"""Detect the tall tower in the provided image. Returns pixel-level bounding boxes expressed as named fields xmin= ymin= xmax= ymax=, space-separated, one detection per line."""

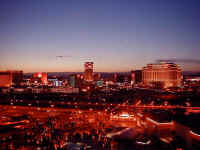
xmin=84 ymin=62 xmax=94 ymax=82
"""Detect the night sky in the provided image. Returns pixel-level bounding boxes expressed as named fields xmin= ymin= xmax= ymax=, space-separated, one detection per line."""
xmin=0 ymin=0 xmax=200 ymax=72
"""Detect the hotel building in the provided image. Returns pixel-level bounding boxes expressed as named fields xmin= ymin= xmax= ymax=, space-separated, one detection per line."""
xmin=31 ymin=72 xmax=48 ymax=85
xmin=131 ymin=70 xmax=142 ymax=85
xmin=142 ymin=62 xmax=182 ymax=88
xmin=0 ymin=70 xmax=23 ymax=87
xmin=84 ymin=62 xmax=94 ymax=82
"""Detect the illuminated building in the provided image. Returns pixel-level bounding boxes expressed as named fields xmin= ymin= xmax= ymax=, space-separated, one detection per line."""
xmin=116 ymin=74 xmax=125 ymax=83
xmin=0 ymin=71 xmax=12 ymax=87
xmin=84 ymin=62 xmax=94 ymax=82
xmin=94 ymin=73 xmax=101 ymax=81
xmin=0 ymin=70 xmax=23 ymax=87
xmin=69 ymin=75 xmax=76 ymax=88
xmin=49 ymin=87 xmax=79 ymax=93
xmin=68 ymin=74 xmax=83 ymax=88
xmin=48 ymin=79 xmax=63 ymax=87
xmin=131 ymin=70 xmax=142 ymax=85
xmin=32 ymin=72 xmax=48 ymax=85
xmin=185 ymin=77 xmax=200 ymax=82
xmin=96 ymin=80 xmax=104 ymax=87
xmin=12 ymin=71 xmax=23 ymax=86
xmin=114 ymin=73 xmax=117 ymax=82
xmin=142 ymin=62 xmax=182 ymax=88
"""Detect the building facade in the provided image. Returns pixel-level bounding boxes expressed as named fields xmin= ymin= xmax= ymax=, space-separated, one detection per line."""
xmin=131 ymin=70 xmax=142 ymax=85
xmin=68 ymin=74 xmax=84 ymax=88
xmin=0 ymin=70 xmax=23 ymax=87
xmin=32 ymin=72 xmax=48 ymax=85
xmin=84 ymin=62 xmax=94 ymax=82
xmin=142 ymin=62 xmax=182 ymax=88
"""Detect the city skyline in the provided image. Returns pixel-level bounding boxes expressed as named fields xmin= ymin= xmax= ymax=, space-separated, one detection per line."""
xmin=1 ymin=0 xmax=200 ymax=72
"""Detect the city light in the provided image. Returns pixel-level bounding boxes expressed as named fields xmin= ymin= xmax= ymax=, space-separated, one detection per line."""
xmin=0 ymin=0 xmax=199 ymax=149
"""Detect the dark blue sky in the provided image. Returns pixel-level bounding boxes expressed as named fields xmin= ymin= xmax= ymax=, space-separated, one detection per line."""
xmin=0 ymin=0 xmax=200 ymax=72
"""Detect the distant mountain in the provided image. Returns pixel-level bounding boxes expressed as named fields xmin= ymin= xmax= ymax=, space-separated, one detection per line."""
xmin=182 ymin=71 xmax=200 ymax=76
xmin=24 ymin=71 xmax=200 ymax=78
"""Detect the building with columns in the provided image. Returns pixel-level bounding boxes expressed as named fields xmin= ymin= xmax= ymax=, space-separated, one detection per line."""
xmin=142 ymin=62 xmax=182 ymax=88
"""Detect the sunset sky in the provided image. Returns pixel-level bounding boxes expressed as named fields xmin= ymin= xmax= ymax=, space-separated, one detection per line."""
xmin=0 ymin=0 xmax=200 ymax=72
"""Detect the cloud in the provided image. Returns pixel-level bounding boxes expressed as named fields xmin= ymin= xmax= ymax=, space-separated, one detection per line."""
xmin=56 ymin=55 xmax=72 ymax=58
xmin=156 ymin=59 xmax=200 ymax=64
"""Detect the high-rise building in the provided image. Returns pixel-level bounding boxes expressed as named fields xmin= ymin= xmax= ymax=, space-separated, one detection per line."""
xmin=0 ymin=71 xmax=12 ymax=87
xmin=142 ymin=62 xmax=182 ymax=88
xmin=12 ymin=71 xmax=23 ymax=86
xmin=32 ymin=72 xmax=48 ymax=85
xmin=69 ymin=75 xmax=76 ymax=88
xmin=68 ymin=74 xmax=83 ymax=88
xmin=84 ymin=62 xmax=94 ymax=82
xmin=114 ymin=73 xmax=117 ymax=82
xmin=0 ymin=70 xmax=23 ymax=87
xmin=131 ymin=70 xmax=142 ymax=85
